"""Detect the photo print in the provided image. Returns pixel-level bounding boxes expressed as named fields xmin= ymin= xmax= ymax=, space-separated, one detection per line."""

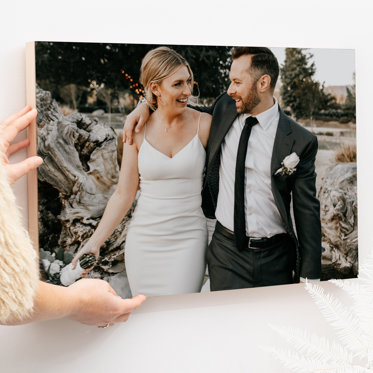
xmin=26 ymin=41 xmax=357 ymax=298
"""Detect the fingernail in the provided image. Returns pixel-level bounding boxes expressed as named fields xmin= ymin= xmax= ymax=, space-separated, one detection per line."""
xmin=34 ymin=156 xmax=43 ymax=166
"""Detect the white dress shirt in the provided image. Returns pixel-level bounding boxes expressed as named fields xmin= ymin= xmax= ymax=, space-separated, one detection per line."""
xmin=215 ymin=99 xmax=286 ymax=238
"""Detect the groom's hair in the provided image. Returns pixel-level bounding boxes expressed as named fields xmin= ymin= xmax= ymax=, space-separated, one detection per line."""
xmin=232 ymin=47 xmax=279 ymax=90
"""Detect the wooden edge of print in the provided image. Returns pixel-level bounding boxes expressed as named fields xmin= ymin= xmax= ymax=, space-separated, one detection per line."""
xmin=25 ymin=41 xmax=39 ymax=252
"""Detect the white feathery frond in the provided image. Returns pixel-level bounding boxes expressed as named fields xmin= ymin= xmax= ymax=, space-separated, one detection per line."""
xmin=269 ymin=324 xmax=354 ymax=364
xmin=356 ymin=256 xmax=373 ymax=365
xmin=267 ymin=346 xmax=330 ymax=372
xmin=306 ymin=282 xmax=369 ymax=356
xmin=334 ymin=367 xmax=373 ymax=373
xmin=267 ymin=347 xmax=366 ymax=373
xmin=356 ymin=258 xmax=373 ymax=323
xmin=330 ymin=260 xmax=373 ymax=353
xmin=351 ymin=298 xmax=373 ymax=350
xmin=269 ymin=255 xmax=373 ymax=372
xmin=329 ymin=278 xmax=373 ymax=345
xmin=329 ymin=279 xmax=359 ymax=297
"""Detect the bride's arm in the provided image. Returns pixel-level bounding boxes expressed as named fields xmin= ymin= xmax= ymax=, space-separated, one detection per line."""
xmin=72 ymin=140 xmax=140 ymax=267
xmin=198 ymin=112 xmax=212 ymax=149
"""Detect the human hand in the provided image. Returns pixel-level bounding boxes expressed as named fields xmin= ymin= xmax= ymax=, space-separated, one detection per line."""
xmin=0 ymin=106 xmax=43 ymax=184
xmin=66 ymin=278 xmax=146 ymax=326
xmin=123 ymin=102 xmax=150 ymax=145
xmin=71 ymin=242 xmax=100 ymax=271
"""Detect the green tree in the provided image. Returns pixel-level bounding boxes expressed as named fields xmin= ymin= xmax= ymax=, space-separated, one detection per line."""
xmin=318 ymin=82 xmax=339 ymax=111
xmin=170 ymin=45 xmax=232 ymax=98
xmin=280 ymin=48 xmax=324 ymax=119
xmin=35 ymin=42 xmax=232 ymax=108
xmin=344 ymin=72 xmax=356 ymax=113
xmin=344 ymin=87 xmax=356 ymax=111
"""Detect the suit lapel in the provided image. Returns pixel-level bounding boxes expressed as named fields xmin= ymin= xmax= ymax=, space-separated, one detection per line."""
xmin=270 ymin=109 xmax=294 ymax=228
xmin=271 ymin=109 xmax=294 ymax=175
xmin=207 ymin=99 xmax=237 ymax=168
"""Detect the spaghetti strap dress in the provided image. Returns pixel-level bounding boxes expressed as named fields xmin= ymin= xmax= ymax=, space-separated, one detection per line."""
xmin=124 ymin=113 xmax=208 ymax=296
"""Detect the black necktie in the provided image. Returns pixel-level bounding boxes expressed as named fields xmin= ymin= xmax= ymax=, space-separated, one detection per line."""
xmin=234 ymin=116 xmax=258 ymax=251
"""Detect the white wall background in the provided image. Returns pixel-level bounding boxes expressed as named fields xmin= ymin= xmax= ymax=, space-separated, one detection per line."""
xmin=1 ymin=1 xmax=372 ymax=372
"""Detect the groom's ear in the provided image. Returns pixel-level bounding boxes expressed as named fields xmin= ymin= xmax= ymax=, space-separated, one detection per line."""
xmin=257 ymin=74 xmax=271 ymax=93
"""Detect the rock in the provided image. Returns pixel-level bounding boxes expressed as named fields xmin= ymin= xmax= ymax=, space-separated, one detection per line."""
xmin=40 ymin=249 xmax=55 ymax=262
xmin=36 ymin=86 xmax=136 ymax=285
xmin=41 ymin=259 xmax=51 ymax=272
xmin=92 ymin=109 xmax=105 ymax=116
xmin=318 ymin=162 xmax=358 ymax=279
xmin=49 ymin=262 xmax=61 ymax=275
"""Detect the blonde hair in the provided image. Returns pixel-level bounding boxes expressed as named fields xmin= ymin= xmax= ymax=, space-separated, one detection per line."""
xmin=139 ymin=46 xmax=194 ymax=110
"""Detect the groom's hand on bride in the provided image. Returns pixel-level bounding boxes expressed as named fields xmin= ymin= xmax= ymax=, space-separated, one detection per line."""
xmin=123 ymin=101 xmax=150 ymax=145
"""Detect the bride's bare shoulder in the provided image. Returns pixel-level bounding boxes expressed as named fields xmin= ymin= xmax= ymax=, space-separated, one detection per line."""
xmin=185 ymin=107 xmax=211 ymax=122
xmin=196 ymin=112 xmax=211 ymax=148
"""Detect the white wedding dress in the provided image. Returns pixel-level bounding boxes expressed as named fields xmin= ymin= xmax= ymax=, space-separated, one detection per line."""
xmin=125 ymin=116 xmax=208 ymax=297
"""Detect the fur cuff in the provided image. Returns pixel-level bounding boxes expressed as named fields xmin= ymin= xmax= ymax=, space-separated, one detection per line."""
xmin=0 ymin=154 xmax=39 ymax=323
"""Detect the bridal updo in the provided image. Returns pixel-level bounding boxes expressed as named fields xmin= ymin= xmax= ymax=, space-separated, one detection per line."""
xmin=139 ymin=46 xmax=194 ymax=110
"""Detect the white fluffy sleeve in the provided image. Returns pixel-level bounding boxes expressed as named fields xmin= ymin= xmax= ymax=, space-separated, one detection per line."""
xmin=0 ymin=155 xmax=39 ymax=323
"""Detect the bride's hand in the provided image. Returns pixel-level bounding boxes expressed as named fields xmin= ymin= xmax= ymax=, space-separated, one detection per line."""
xmin=71 ymin=243 xmax=100 ymax=271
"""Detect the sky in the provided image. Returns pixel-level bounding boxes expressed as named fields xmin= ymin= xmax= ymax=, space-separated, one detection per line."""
xmin=272 ymin=47 xmax=355 ymax=87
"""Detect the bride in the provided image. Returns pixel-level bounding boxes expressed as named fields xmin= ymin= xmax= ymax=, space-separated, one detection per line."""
xmin=72 ymin=47 xmax=211 ymax=297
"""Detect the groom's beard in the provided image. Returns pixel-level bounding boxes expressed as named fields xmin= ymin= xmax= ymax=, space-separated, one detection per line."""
xmin=240 ymin=84 xmax=261 ymax=114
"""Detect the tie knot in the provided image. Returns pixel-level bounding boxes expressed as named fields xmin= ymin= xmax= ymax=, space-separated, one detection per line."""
xmin=245 ymin=116 xmax=258 ymax=128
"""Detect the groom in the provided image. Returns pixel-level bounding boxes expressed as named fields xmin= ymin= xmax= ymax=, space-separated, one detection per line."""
xmin=124 ymin=46 xmax=321 ymax=291
xmin=200 ymin=47 xmax=321 ymax=290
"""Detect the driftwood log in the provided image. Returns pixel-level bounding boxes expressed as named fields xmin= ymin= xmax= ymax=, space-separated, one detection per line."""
xmin=318 ymin=162 xmax=358 ymax=279
xmin=36 ymin=86 xmax=134 ymax=290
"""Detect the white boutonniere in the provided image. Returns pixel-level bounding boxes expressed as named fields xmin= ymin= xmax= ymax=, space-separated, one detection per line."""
xmin=275 ymin=152 xmax=300 ymax=176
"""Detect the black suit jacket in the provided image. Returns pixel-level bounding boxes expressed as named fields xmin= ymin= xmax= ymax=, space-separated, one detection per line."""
xmin=198 ymin=93 xmax=322 ymax=281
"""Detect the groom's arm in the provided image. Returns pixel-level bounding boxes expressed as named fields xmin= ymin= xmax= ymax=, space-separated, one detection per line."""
xmin=123 ymin=93 xmax=223 ymax=144
xmin=124 ymin=89 xmax=228 ymax=143
xmin=189 ymin=92 xmax=226 ymax=115
xmin=292 ymin=135 xmax=322 ymax=281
